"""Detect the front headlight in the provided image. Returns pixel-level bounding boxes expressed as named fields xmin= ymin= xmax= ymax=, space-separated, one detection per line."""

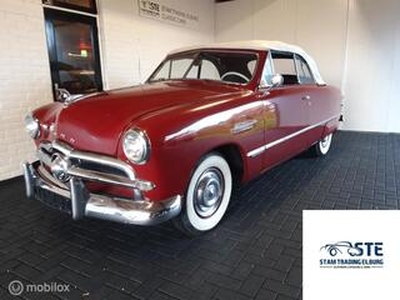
xmin=123 ymin=129 xmax=151 ymax=165
xmin=25 ymin=114 xmax=40 ymax=139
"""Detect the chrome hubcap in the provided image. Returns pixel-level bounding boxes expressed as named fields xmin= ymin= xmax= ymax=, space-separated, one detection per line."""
xmin=194 ymin=168 xmax=224 ymax=218
xmin=321 ymin=135 xmax=331 ymax=149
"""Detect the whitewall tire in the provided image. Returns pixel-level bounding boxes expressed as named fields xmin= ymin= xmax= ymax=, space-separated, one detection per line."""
xmin=173 ymin=153 xmax=232 ymax=236
xmin=314 ymin=133 xmax=333 ymax=156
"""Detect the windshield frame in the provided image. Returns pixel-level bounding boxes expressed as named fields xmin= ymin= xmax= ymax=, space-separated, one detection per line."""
xmin=146 ymin=49 xmax=261 ymax=87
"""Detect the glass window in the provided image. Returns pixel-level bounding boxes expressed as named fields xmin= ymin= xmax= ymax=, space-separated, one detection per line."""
xmin=261 ymin=52 xmax=275 ymax=86
xmin=186 ymin=64 xmax=199 ymax=79
xmin=273 ymin=56 xmax=296 ymax=75
xmin=149 ymin=51 xmax=258 ymax=85
xmin=200 ymin=60 xmax=220 ymax=80
xmin=271 ymin=52 xmax=299 ymax=85
xmin=42 ymin=0 xmax=97 ymax=14
xmin=247 ymin=60 xmax=257 ymax=74
xmin=44 ymin=8 xmax=102 ymax=98
xmin=152 ymin=61 xmax=171 ymax=81
xmin=295 ymin=54 xmax=315 ymax=84
xmin=170 ymin=59 xmax=193 ymax=79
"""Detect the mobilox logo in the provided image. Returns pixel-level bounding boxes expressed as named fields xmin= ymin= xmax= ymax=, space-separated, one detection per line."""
xmin=319 ymin=241 xmax=384 ymax=269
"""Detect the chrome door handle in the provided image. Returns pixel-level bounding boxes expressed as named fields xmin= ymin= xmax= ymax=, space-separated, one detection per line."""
xmin=302 ymin=95 xmax=311 ymax=101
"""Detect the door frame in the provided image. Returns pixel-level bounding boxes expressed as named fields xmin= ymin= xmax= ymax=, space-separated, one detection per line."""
xmin=43 ymin=0 xmax=97 ymax=14
xmin=44 ymin=7 xmax=103 ymax=100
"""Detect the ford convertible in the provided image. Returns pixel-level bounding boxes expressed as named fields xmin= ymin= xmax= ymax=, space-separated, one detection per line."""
xmin=23 ymin=41 xmax=341 ymax=235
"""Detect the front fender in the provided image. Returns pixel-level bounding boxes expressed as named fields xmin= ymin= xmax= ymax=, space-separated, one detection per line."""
xmin=117 ymin=96 xmax=266 ymax=201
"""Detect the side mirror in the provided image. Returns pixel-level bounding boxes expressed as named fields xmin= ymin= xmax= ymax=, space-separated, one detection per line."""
xmin=259 ymin=74 xmax=284 ymax=90
xmin=270 ymin=74 xmax=284 ymax=88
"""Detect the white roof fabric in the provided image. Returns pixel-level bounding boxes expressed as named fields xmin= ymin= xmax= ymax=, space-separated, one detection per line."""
xmin=169 ymin=40 xmax=326 ymax=85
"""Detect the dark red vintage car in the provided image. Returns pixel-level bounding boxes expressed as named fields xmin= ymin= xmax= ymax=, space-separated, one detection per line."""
xmin=23 ymin=41 xmax=341 ymax=235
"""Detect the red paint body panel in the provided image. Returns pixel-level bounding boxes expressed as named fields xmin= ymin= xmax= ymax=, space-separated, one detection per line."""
xmin=31 ymin=48 xmax=341 ymax=202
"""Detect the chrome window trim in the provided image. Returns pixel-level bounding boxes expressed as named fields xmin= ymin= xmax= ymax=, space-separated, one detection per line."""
xmin=259 ymin=50 xmax=276 ymax=88
xmin=148 ymin=50 xmax=261 ymax=87
xmin=247 ymin=115 xmax=340 ymax=158
xmin=294 ymin=54 xmax=316 ymax=85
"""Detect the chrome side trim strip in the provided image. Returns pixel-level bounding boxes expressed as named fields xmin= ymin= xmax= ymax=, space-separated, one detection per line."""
xmin=231 ymin=119 xmax=258 ymax=135
xmin=247 ymin=147 xmax=265 ymax=158
xmin=247 ymin=115 xmax=340 ymax=158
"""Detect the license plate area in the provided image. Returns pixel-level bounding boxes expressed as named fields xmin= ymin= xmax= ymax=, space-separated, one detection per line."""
xmin=34 ymin=186 xmax=72 ymax=215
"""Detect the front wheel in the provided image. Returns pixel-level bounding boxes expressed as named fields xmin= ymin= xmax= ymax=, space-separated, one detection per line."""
xmin=312 ymin=133 xmax=333 ymax=156
xmin=173 ymin=153 xmax=232 ymax=236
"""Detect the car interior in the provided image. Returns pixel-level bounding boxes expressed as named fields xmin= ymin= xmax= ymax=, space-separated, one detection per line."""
xmin=271 ymin=51 xmax=314 ymax=86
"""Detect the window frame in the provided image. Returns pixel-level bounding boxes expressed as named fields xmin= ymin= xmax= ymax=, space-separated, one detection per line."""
xmin=196 ymin=58 xmax=221 ymax=81
xmin=269 ymin=50 xmax=317 ymax=86
xmin=42 ymin=0 xmax=97 ymax=14
xmin=147 ymin=50 xmax=261 ymax=87
xmin=260 ymin=50 xmax=276 ymax=87
xmin=44 ymin=7 xmax=103 ymax=99
xmin=294 ymin=54 xmax=316 ymax=85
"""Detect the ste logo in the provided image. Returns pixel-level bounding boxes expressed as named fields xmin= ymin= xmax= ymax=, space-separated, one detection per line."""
xmin=319 ymin=241 xmax=384 ymax=269
xmin=320 ymin=241 xmax=383 ymax=257
xmin=140 ymin=0 xmax=161 ymax=13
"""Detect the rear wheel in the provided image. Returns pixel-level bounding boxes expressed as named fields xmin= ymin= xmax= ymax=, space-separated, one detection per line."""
xmin=313 ymin=133 xmax=333 ymax=156
xmin=173 ymin=153 xmax=232 ymax=236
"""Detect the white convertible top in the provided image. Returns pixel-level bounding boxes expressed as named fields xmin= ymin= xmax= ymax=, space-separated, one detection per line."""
xmin=169 ymin=40 xmax=326 ymax=85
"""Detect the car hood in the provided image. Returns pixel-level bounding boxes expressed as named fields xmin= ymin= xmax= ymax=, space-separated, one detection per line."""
xmin=55 ymin=80 xmax=246 ymax=155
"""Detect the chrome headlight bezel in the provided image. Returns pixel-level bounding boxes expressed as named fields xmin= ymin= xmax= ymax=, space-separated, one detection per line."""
xmin=25 ymin=113 xmax=40 ymax=139
xmin=122 ymin=128 xmax=151 ymax=165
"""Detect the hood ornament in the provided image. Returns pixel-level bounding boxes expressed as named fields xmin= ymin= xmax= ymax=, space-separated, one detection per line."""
xmin=55 ymin=85 xmax=102 ymax=107
xmin=55 ymin=84 xmax=84 ymax=106
xmin=56 ymin=87 xmax=72 ymax=102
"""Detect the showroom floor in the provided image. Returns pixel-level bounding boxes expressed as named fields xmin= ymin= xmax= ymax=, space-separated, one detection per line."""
xmin=0 ymin=131 xmax=399 ymax=300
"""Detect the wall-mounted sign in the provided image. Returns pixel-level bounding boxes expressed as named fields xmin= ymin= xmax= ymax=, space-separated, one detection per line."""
xmin=138 ymin=0 xmax=199 ymax=30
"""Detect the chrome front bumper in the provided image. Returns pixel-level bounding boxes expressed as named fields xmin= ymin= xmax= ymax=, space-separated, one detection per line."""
xmin=22 ymin=144 xmax=182 ymax=226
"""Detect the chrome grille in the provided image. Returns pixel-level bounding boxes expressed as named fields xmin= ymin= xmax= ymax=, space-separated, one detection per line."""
xmin=38 ymin=140 xmax=135 ymax=181
xmin=36 ymin=141 xmax=155 ymax=192
xmin=71 ymin=159 xmax=127 ymax=178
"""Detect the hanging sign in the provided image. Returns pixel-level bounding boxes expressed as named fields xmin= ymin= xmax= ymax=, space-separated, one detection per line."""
xmin=138 ymin=0 xmax=200 ymax=29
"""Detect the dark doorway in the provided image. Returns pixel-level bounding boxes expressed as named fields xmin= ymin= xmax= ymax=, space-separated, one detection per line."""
xmin=44 ymin=8 xmax=103 ymax=100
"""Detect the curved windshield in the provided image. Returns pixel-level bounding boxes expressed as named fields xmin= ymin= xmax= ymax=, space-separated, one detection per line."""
xmin=148 ymin=51 xmax=258 ymax=85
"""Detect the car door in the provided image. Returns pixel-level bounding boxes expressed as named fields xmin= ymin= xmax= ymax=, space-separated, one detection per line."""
xmin=293 ymin=54 xmax=327 ymax=146
xmin=256 ymin=51 xmax=310 ymax=171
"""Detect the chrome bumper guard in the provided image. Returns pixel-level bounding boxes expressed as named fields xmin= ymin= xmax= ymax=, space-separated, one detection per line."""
xmin=22 ymin=142 xmax=182 ymax=226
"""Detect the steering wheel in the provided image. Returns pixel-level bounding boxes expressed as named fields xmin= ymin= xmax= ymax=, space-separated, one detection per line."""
xmin=221 ymin=72 xmax=250 ymax=83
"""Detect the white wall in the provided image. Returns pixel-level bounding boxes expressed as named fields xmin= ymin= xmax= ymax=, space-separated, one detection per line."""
xmin=0 ymin=0 xmax=53 ymax=180
xmin=343 ymin=0 xmax=400 ymax=132
xmin=0 ymin=0 xmax=215 ymax=181
xmin=216 ymin=0 xmax=400 ymax=133
xmin=98 ymin=0 xmax=215 ymax=89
